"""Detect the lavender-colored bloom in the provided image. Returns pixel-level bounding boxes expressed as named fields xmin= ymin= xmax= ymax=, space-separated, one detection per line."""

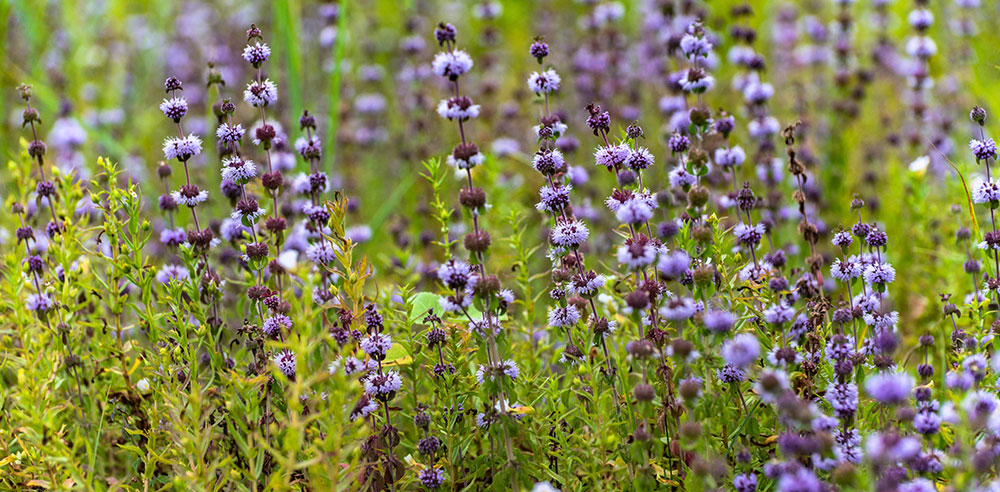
xmin=272 ymin=349 xmax=296 ymax=377
xmin=243 ymin=79 xmax=278 ymax=107
xmin=26 ymin=293 xmax=53 ymax=312
xmin=899 ymin=479 xmax=936 ymax=492
xmin=614 ymin=197 xmax=654 ymax=225
xmin=262 ymin=315 xmax=292 ymax=336
xmin=714 ymin=146 xmax=745 ymax=168
xmin=550 ymin=220 xmax=589 ymax=248
xmin=162 ymin=135 xmax=202 ymax=161
xmin=717 ymin=364 xmax=746 ymax=384
xmin=437 ymin=258 xmax=475 ymax=290
xmin=216 ymin=123 xmax=245 ymax=144
xmin=864 ymin=262 xmax=896 ymax=285
xmin=548 ymin=305 xmax=580 ymax=328
xmin=733 ymin=222 xmax=765 ymax=247
xmin=617 ymin=237 xmax=659 ymax=269
xmin=221 ymin=157 xmax=257 ymax=184
xmin=865 ymin=372 xmax=914 ymax=405
xmin=419 ymin=468 xmax=445 ymax=488
xmin=830 ymin=256 xmax=864 ymax=281
xmin=625 ymin=147 xmax=654 ymax=171
xmin=973 ymin=179 xmax=1000 ymax=203
xmin=532 ymin=149 xmax=565 ymax=175
xmin=536 ymin=184 xmax=572 ymax=214
xmin=242 ymin=42 xmax=271 ymax=65
xmin=763 ymin=302 xmax=795 ymax=324
xmin=156 ymin=264 xmax=190 ymax=285
xmin=159 ymin=97 xmax=188 ymax=121
xmin=733 ymin=473 xmax=757 ymax=492
xmin=306 ymin=243 xmax=336 ymax=265
xmin=160 ymin=227 xmax=187 ymax=247
xmin=679 ymin=33 xmax=713 ymax=58
xmin=660 ymin=297 xmax=697 ymax=321
xmin=360 ymin=333 xmax=392 ymax=360
xmin=593 ymin=144 xmax=630 ymax=170
xmin=913 ymin=410 xmax=941 ymax=435
xmin=776 ymin=468 xmax=822 ymax=492
xmin=437 ymin=96 xmax=481 ymax=120
xmin=668 ymin=166 xmax=697 ymax=188
xmin=703 ymin=309 xmax=734 ymax=333
xmin=363 ymin=370 xmax=402 ymax=399
xmin=722 ymin=333 xmax=760 ymax=368
xmin=826 ymin=382 xmax=859 ymax=418
xmin=657 ymin=250 xmax=690 ymax=279
xmin=431 ymin=51 xmax=473 ymax=79
xmin=527 ymin=69 xmax=561 ymax=94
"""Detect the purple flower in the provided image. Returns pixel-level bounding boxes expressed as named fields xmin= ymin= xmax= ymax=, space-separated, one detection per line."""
xmin=160 ymin=227 xmax=187 ymax=246
xmin=360 ymin=333 xmax=392 ymax=360
xmin=657 ymin=250 xmax=690 ymax=279
xmin=826 ymin=382 xmax=858 ymax=418
xmin=973 ymin=179 xmax=1000 ymax=203
xmin=431 ymin=51 xmax=473 ymax=79
xmin=763 ymin=302 xmax=795 ymax=324
xmin=262 ymin=315 xmax=292 ymax=336
xmin=243 ymin=79 xmax=278 ymax=107
xmin=527 ymin=69 xmax=561 ymax=94
xmin=437 ymin=259 xmax=475 ymax=290
xmin=162 ymin=135 xmax=202 ymax=161
xmin=865 ymin=372 xmax=914 ymax=405
xmin=970 ymin=138 xmax=997 ymax=161
xmin=305 ymin=243 xmax=336 ymax=265
xmin=714 ymin=146 xmax=745 ymax=167
xmin=625 ymin=147 xmax=654 ymax=171
xmin=363 ymin=370 xmax=402 ymax=400
xmin=863 ymin=262 xmax=896 ymax=285
xmin=548 ymin=305 xmax=580 ymax=328
xmin=242 ymin=42 xmax=271 ymax=65
xmin=733 ymin=473 xmax=757 ymax=492
xmin=437 ymin=96 xmax=481 ymax=121
xmin=722 ymin=333 xmax=760 ymax=368
xmin=159 ymin=97 xmax=188 ymax=121
xmin=156 ymin=264 xmax=190 ymax=285
xmin=913 ymin=410 xmax=941 ymax=435
xmin=419 ymin=468 xmax=445 ymax=489
xmin=26 ymin=293 xmax=53 ymax=312
xmin=703 ymin=310 xmax=734 ymax=333
xmin=550 ymin=220 xmax=589 ymax=248
xmin=273 ymin=349 xmax=296 ymax=378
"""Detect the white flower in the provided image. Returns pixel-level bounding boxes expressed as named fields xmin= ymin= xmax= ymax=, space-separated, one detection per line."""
xmin=527 ymin=69 xmax=561 ymax=94
xmin=244 ymin=79 xmax=279 ymax=107
xmin=136 ymin=378 xmax=151 ymax=393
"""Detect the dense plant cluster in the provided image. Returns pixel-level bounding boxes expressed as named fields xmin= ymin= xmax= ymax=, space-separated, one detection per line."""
xmin=4 ymin=1 xmax=1000 ymax=491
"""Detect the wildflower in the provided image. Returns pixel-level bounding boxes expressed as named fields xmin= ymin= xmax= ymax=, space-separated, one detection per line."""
xmin=532 ymin=149 xmax=565 ymax=175
xmin=305 ymin=243 xmax=336 ymax=265
xmin=216 ymin=123 xmax=245 ymax=145
xmin=863 ymin=262 xmax=896 ymax=286
xmin=26 ymin=293 xmax=53 ymax=312
xmin=548 ymin=305 xmax=580 ymax=328
xmin=156 ymin=264 xmax=190 ymax=285
xmin=363 ymin=370 xmax=402 ymax=400
xmin=220 ymin=157 xmax=258 ymax=184
xmin=437 ymin=96 xmax=481 ymax=120
xmin=763 ymin=302 xmax=795 ymax=325
xmin=171 ymin=185 xmax=208 ymax=207
xmin=550 ymin=219 xmax=589 ymax=248
xmin=733 ymin=222 xmax=765 ymax=247
xmin=625 ymin=147 xmax=654 ymax=171
xmin=714 ymin=146 xmax=745 ymax=168
xmin=703 ymin=310 xmax=734 ymax=333
xmin=419 ymin=468 xmax=445 ymax=489
xmin=272 ymin=349 xmax=296 ymax=378
xmin=262 ymin=315 xmax=292 ymax=336
xmin=865 ymin=372 xmax=914 ymax=405
xmin=360 ymin=333 xmax=392 ymax=360
xmin=722 ymin=333 xmax=760 ymax=368
xmin=159 ymin=97 xmax=188 ymax=121
xmin=437 ymin=259 xmax=475 ymax=290
xmin=974 ymin=179 xmax=1000 ymax=204
xmin=527 ymin=69 xmax=561 ymax=94
xmin=243 ymin=79 xmax=278 ymax=107
xmin=447 ymin=143 xmax=484 ymax=169
xmin=733 ymin=473 xmax=757 ymax=492
xmin=242 ymin=41 xmax=271 ymax=66
xmin=162 ymin=135 xmax=202 ymax=161
xmin=431 ymin=51 xmax=473 ymax=79
xmin=536 ymin=184 xmax=572 ymax=213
